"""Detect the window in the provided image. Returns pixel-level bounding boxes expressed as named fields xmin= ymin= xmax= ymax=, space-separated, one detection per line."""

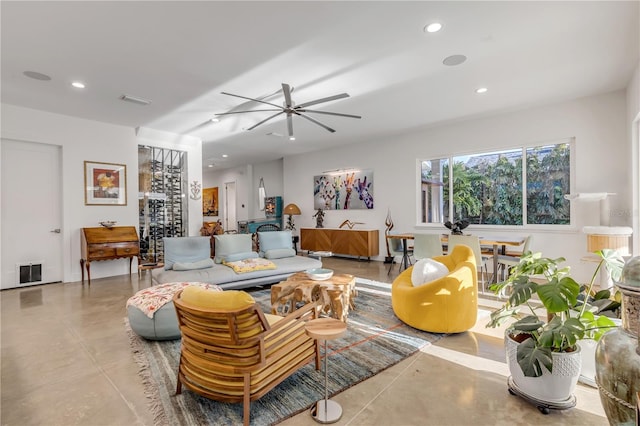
xmin=419 ymin=140 xmax=572 ymax=226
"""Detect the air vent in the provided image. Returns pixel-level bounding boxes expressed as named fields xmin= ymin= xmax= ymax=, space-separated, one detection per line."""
xmin=18 ymin=262 xmax=42 ymax=284
xmin=120 ymin=94 xmax=151 ymax=106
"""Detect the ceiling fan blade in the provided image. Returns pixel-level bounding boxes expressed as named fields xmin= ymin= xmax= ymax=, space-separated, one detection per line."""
xmin=287 ymin=114 xmax=294 ymax=139
xmin=247 ymin=111 xmax=285 ymax=131
xmin=296 ymin=109 xmax=362 ymax=119
xmin=296 ymin=112 xmax=336 ymax=133
xmin=215 ymin=109 xmax=282 ymax=116
xmin=282 ymin=83 xmax=293 ymax=108
xmin=296 ymin=93 xmax=350 ymax=109
xmin=221 ymin=91 xmax=283 ymax=109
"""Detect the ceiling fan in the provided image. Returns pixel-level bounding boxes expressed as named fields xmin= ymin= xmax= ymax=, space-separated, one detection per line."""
xmin=215 ymin=83 xmax=361 ymax=140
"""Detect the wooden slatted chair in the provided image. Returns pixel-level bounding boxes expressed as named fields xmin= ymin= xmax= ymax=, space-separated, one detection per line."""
xmin=173 ymin=287 xmax=321 ymax=426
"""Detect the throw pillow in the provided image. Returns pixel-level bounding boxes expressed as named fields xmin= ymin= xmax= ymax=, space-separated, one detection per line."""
xmin=411 ymin=258 xmax=450 ymax=287
xmin=163 ymin=236 xmax=211 ymax=270
xmin=264 ymin=248 xmax=296 ymax=259
xmin=258 ymin=230 xmax=292 ymax=256
xmin=213 ymin=234 xmax=253 ymax=264
xmin=172 ymin=258 xmax=215 ymax=271
xmin=181 ymin=287 xmax=255 ymax=310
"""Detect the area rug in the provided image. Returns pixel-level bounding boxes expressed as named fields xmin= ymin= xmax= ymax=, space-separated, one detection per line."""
xmin=127 ymin=278 xmax=443 ymax=426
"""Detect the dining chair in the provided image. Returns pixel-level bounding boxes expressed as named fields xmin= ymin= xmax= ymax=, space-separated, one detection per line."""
xmin=387 ymin=232 xmax=414 ymax=275
xmin=413 ymin=233 xmax=443 ymax=260
xmin=447 ymin=234 xmax=492 ymax=292
xmin=497 ymin=235 xmax=533 ymax=281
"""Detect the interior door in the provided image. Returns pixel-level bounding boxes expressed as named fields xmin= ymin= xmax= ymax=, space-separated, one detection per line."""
xmin=1 ymin=139 xmax=63 ymax=289
xmin=225 ymin=181 xmax=237 ymax=232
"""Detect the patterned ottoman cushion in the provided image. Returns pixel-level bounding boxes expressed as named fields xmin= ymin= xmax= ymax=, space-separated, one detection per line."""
xmin=126 ymin=282 xmax=222 ymax=340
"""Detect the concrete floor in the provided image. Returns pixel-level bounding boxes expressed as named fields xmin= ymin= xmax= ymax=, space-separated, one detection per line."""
xmin=1 ymin=257 xmax=607 ymax=425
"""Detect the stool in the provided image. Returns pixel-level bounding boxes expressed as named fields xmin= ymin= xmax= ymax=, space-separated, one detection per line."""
xmin=126 ymin=282 xmax=221 ymax=340
xmin=305 ymin=317 xmax=347 ymax=424
xmin=138 ymin=262 xmax=164 ymax=284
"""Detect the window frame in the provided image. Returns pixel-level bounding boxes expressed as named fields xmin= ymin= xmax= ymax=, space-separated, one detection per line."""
xmin=415 ymin=138 xmax=576 ymax=231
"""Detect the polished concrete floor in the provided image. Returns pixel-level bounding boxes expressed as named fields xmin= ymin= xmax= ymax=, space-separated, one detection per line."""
xmin=1 ymin=257 xmax=607 ymax=425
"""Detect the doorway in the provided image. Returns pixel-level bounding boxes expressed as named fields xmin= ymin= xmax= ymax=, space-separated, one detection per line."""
xmin=1 ymin=140 xmax=63 ymax=289
xmin=224 ymin=181 xmax=237 ymax=232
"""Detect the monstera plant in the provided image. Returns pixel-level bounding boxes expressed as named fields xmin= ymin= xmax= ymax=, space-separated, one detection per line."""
xmin=486 ymin=249 xmax=623 ymax=404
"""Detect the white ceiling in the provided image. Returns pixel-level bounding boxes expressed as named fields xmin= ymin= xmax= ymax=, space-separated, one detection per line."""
xmin=2 ymin=1 xmax=638 ymax=171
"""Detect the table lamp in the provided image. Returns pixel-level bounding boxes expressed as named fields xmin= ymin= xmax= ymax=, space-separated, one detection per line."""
xmin=284 ymin=203 xmax=301 ymax=231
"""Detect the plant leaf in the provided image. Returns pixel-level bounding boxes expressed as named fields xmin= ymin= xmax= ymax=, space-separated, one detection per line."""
xmin=537 ymin=276 xmax=580 ymax=313
xmin=512 ymin=315 xmax=544 ymax=332
xmin=508 ymin=277 xmax=538 ymax=307
xmin=487 ymin=306 xmax=520 ymax=328
xmin=516 ymin=338 xmax=553 ymax=377
xmin=538 ymin=316 xmax=584 ymax=351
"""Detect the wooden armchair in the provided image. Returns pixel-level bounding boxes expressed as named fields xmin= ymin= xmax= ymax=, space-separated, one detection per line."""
xmin=172 ymin=287 xmax=321 ymax=426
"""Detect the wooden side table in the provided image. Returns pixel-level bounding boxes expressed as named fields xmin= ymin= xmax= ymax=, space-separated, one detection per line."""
xmin=138 ymin=262 xmax=164 ymax=284
xmin=305 ymin=318 xmax=347 ymax=424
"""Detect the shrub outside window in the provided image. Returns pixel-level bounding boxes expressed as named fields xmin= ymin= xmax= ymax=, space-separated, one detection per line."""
xmin=419 ymin=140 xmax=572 ymax=226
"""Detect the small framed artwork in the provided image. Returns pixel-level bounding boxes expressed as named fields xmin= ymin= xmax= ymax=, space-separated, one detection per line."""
xmin=84 ymin=161 xmax=127 ymax=205
xmin=203 ymin=187 xmax=219 ymax=216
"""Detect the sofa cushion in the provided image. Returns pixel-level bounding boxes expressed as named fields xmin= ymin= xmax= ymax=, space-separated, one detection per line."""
xmin=258 ymin=230 xmax=292 ymax=255
xmin=214 ymin=234 xmax=253 ymax=264
xmin=181 ymin=286 xmax=255 ymax=310
xmin=411 ymin=258 xmax=449 ymax=286
xmin=264 ymin=248 xmax=296 ymax=259
xmin=173 ymin=258 xmax=215 ymax=271
xmin=163 ymin=236 xmax=211 ymax=270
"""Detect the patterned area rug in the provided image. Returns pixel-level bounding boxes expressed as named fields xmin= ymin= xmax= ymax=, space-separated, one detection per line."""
xmin=127 ymin=278 xmax=443 ymax=426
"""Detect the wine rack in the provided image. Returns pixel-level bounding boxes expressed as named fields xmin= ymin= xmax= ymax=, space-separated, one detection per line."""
xmin=138 ymin=146 xmax=188 ymax=262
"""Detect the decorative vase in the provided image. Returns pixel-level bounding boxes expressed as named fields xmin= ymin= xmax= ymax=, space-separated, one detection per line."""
xmin=595 ymin=256 xmax=640 ymax=425
xmin=505 ymin=333 xmax=582 ymax=403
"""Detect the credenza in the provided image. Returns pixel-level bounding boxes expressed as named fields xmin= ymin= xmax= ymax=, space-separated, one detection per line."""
xmin=300 ymin=228 xmax=379 ymax=259
xmin=80 ymin=226 xmax=140 ymax=284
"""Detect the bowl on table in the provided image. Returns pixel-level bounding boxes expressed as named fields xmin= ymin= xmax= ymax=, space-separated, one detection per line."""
xmin=306 ymin=268 xmax=334 ymax=281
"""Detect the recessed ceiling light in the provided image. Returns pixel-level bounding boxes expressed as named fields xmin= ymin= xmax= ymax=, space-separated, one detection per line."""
xmin=476 ymin=87 xmax=488 ymax=94
xmin=443 ymin=54 xmax=467 ymax=66
xmin=222 ymin=154 xmax=228 ymax=158
xmin=289 ymin=136 xmax=296 ymax=141
xmin=23 ymin=71 xmax=51 ymax=81
xmin=71 ymin=81 xmax=85 ymax=89
xmin=424 ymin=22 xmax=443 ymax=33
xmin=210 ymin=117 xmax=220 ymax=123
xmin=207 ymin=164 xmax=214 ymax=168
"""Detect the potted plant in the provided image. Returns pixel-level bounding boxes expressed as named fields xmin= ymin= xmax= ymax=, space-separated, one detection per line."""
xmin=486 ymin=249 xmax=624 ymax=409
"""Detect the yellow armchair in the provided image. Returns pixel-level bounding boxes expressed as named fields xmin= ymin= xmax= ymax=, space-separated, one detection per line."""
xmin=391 ymin=244 xmax=478 ymax=333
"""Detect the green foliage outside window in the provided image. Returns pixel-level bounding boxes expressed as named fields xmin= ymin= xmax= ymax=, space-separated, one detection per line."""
xmin=420 ymin=141 xmax=571 ymax=226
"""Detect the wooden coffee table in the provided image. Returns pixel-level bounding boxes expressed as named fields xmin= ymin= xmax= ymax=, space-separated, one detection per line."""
xmin=271 ymin=272 xmax=357 ymax=322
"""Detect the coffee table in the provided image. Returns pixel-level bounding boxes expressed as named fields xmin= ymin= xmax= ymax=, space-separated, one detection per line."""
xmin=271 ymin=272 xmax=357 ymax=322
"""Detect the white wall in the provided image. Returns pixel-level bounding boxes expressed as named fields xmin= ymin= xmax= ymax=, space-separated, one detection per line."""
xmin=627 ymin=61 xmax=640 ymax=255
xmin=1 ymin=104 xmax=202 ymax=283
xmin=284 ymin=90 xmax=632 ymax=283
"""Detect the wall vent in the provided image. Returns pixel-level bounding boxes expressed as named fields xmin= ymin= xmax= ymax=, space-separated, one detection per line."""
xmin=17 ymin=263 xmax=42 ymax=284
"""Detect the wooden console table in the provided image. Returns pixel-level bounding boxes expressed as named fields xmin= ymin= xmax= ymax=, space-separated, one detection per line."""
xmin=80 ymin=226 xmax=139 ymax=284
xmin=300 ymin=228 xmax=379 ymax=259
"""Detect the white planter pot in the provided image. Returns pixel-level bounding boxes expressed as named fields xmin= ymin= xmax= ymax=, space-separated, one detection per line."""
xmin=505 ymin=333 xmax=582 ymax=403
xmin=577 ymin=338 xmax=597 ymax=387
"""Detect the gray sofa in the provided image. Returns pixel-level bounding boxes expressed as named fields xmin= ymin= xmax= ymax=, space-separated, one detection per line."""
xmin=152 ymin=233 xmax=321 ymax=289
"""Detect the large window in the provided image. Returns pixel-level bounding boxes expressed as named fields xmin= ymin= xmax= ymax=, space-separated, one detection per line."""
xmin=419 ymin=140 xmax=572 ymax=226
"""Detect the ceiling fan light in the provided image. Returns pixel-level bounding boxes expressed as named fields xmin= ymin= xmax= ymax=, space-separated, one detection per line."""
xmin=289 ymin=136 xmax=296 ymax=141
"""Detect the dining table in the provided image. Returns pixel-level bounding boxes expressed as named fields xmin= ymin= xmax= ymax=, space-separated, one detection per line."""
xmin=441 ymin=234 xmax=527 ymax=283
xmin=387 ymin=232 xmax=527 ymax=283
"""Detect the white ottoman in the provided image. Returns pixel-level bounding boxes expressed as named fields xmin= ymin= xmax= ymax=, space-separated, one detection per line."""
xmin=126 ymin=282 xmax=222 ymax=340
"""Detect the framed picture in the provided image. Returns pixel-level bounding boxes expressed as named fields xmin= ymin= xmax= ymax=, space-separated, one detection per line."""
xmin=202 ymin=187 xmax=219 ymax=216
xmin=84 ymin=161 xmax=127 ymax=205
